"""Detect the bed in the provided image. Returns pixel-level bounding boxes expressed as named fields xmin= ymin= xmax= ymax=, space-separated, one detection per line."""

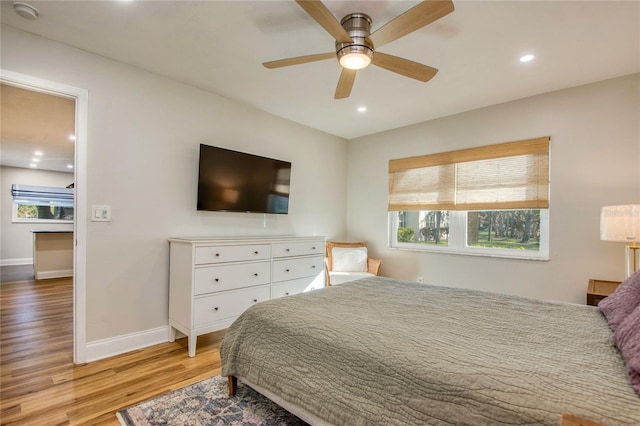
xmin=220 ymin=276 xmax=640 ymax=425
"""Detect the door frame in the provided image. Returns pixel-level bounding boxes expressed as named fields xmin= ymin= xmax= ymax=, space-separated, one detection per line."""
xmin=1 ymin=69 xmax=88 ymax=364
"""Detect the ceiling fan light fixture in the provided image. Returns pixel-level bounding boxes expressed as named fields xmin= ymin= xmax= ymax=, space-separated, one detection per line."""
xmin=338 ymin=46 xmax=373 ymax=70
xmin=336 ymin=12 xmax=374 ymax=70
xmin=263 ymin=1 xmax=455 ymax=99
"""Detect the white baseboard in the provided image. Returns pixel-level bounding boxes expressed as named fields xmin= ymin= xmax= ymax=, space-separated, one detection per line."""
xmin=85 ymin=326 xmax=171 ymax=362
xmin=1 ymin=258 xmax=33 ymax=266
xmin=36 ymin=269 xmax=73 ymax=279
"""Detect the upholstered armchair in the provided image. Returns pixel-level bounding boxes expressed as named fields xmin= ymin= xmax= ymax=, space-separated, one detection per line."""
xmin=325 ymin=241 xmax=382 ymax=286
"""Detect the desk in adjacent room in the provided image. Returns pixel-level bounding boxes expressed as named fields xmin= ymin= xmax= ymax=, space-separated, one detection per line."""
xmin=31 ymin=230 xmax=73 ymax=280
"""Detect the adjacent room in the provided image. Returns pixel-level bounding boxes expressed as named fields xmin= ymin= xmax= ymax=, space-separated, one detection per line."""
xmin=1 ymin=1 xmax=638 ymax=425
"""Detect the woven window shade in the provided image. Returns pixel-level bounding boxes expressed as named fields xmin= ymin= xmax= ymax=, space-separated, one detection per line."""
xmin=388 ymin=137 xmax=550 ymax=211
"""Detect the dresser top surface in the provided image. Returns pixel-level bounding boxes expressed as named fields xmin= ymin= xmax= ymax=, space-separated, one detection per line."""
xmin=169 ymin=235 xmax=324 ymax=244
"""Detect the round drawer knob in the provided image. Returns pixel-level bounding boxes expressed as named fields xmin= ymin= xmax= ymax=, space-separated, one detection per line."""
xmin=285 ymin=269 xmax=290 ymax=272
xmin=311 ymin=265 xmax=316 ymax=269
xmin=215 ymin=253 xmax=220 ymax=257
xmin=285 ymin=292 xmax=290 ymax=296
xmin=214 ymin=278 xmax=219 ymax=282
xmin=213 ymin=307 xmax=219 ymax=311
xmin=253 ymin=299 xmax=258 ymax=303
xmin=254 ymin=251 xmax=259 ymax=254
xmin=285 ymin=248 xmax=290 ymax=252
xmin=253 ymin=273 xmax=258 ymax=277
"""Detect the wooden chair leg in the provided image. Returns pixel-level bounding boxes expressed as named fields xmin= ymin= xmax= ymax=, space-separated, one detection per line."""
xmin=228 ymin=376 xmax=238 ymax=396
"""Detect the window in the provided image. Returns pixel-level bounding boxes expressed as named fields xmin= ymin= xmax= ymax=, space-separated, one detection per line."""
xmin=12 ymin=184 xmax=74 ymax=223
xmin=388 ymin=137 xmax=550 ymax=260
xmin=390 ymin=209 xmax=549 ymax=259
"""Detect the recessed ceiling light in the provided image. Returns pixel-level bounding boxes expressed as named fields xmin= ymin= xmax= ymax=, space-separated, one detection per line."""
xmin=30 ymin=163 xmax=37 ymax=168
xmin=357 ymin=106 xmax=367 ymax=112
xmin=520 ymin=54 xmax=535 ymax=63
xmin=34 ymin=150 xmax=43 ymax=156
xmin=67 ymin=164 xmax=74 ymax=169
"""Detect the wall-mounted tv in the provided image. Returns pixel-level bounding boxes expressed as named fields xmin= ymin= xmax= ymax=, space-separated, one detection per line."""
xmin=197 ymin=144 xmax=291 ymax=214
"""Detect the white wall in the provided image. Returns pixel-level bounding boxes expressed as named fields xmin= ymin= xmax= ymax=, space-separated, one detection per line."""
xmin=1 ymin=26 xmax=348 ymax=344
xmin=347 ymin=74 xmax=640 ymax=304
xmin=0 ymin=166 xmax=74 ymax=264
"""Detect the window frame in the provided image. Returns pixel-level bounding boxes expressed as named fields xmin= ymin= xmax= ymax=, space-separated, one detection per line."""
xmin=387 ymin=137 xmax=551 ymax=261
xmin=389 ymin=209 xmax=550 ymax=261
xmin=11 ymin=184 xmax=74 ymax=224
xmin=12 ymin=202 xmax=74 ymax=224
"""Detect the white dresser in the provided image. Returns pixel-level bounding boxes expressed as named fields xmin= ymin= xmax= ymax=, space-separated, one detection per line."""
xmin=168 ymin=235 xmax=325 ymax=356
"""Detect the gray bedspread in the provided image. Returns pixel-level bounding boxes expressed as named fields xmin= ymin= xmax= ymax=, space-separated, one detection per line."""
xmin=220 ymin=277 xmax=640 ymax=425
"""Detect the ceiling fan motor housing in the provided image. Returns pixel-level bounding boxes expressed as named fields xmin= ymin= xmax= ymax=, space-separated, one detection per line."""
xmin=335 ymin=13 xmax=374 ymax=63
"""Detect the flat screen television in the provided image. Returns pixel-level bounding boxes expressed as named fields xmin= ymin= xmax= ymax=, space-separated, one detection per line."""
xmin=197 ymin=144 xmax=291 ymax=214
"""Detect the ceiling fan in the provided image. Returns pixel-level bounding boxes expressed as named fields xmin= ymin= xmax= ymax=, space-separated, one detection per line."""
xmin=263 ymin=0 xmax=455 ymax=99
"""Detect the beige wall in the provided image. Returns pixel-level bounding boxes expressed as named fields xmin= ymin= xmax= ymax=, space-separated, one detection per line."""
xmin=1 ymin=25 xmax=348 ymax=343
xmin=347 ymin=74 xmax=640 ymax=304
xmin=1 ymin=166 xmax=74 ymax=264
xmin=3 ymin=22 xmax=638 ymax=355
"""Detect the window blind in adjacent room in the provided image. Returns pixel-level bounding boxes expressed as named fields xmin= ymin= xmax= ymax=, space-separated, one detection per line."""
xmin=11 ymin=184 xmax=74 ymax=207
xmin=388 ymin=136 xmax=550 ymax=211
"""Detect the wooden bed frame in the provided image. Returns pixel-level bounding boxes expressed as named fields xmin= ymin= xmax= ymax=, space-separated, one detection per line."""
xmin=228 ymin=375 xmax=237 ymax=395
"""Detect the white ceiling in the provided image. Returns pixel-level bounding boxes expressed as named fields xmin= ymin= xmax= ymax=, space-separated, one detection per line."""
xmin=0 ymin=83 xmax=76 ymax=173
xmin=1 ymin=0 xmax=639 ymax=145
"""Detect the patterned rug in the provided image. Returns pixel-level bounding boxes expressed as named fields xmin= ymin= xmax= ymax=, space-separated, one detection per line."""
xmin=117 ymin=375 xmax=308 ymax=426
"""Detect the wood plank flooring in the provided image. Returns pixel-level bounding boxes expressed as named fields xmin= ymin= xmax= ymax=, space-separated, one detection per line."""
xmin=0 ymin=276 xmax=225 ymax=425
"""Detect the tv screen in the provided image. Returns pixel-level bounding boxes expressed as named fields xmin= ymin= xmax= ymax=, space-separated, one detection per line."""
xmin=197 ymin=144 xmax=291 ymax=214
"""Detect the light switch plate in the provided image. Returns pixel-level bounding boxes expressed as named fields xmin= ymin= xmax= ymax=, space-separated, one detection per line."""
xmin=91 ymin=205 xmax=111 ymax=222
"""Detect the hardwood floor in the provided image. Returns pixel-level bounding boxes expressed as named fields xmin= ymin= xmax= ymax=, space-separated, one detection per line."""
xmin=0 ymin=275 xmax=225 ymax=425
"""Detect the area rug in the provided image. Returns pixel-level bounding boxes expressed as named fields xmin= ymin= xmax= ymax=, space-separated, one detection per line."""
xmin=116 ymin=375 xmax=308 ymax=426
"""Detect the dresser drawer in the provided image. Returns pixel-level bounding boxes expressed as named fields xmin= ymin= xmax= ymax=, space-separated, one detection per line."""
xmin=271 ymin=277 xmax=324 ymax=299
xmin=272 ymin=240 xmax=323 ymax=258
xmin=194 ymin=261 xmax=271 ymax=295
xmin=273 ymin=256 xmax=324 ymax=282
xmin=194 ymin=285 xmax=269 ymax=326
xmin=195 ymin=244 xmax=271 ymax=265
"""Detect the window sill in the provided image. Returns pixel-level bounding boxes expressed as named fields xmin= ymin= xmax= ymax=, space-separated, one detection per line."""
xmin=12 ymin=219 xmax=73 ymax=224
xmin=389 ymin=244 xmax=550 ymax=262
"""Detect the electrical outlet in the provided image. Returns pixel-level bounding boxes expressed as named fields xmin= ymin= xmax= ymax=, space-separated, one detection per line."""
xmin=417 ymin=276 xmax=423 ymax=283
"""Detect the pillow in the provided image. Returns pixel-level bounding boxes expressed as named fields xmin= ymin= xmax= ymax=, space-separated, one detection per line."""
xmin=598 ymin=269 xmax=640 ymax=332
xmin=331 ymin=247 xmax=368 ymax=272
xmin=613 ymin=303 xmax=640 ymax=396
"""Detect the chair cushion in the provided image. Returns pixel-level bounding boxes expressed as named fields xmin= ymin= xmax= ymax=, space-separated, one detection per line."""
xmin=329 ymin=271 xmax=374 ymax=285
xmin=331 ymin=247 xmax=368 ymax=272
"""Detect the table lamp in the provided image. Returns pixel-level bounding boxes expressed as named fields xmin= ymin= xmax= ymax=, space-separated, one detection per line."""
xmin=600 ymin=204 xmax=640 ymax=278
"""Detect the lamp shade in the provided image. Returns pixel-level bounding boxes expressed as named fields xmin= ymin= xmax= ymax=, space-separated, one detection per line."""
xmin=600 ymin=204 xmax=640 ymax=242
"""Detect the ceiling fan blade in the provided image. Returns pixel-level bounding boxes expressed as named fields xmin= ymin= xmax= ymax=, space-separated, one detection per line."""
xmin=371 ymin=52 xmax=438 ymax=82
xmin=369 ymin=0 xmax=454 ymax=48
xmin=263 ymin=52 xmax=336 ymax=69
xmin=335 ymin=68 xmax=357 ymax=99
xmin=295 ymin=0 xmax=353 ymax=43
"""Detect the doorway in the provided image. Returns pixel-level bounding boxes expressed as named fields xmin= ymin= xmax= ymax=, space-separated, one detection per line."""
xmin=1 ymin=69 xmax=88 ymax=363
